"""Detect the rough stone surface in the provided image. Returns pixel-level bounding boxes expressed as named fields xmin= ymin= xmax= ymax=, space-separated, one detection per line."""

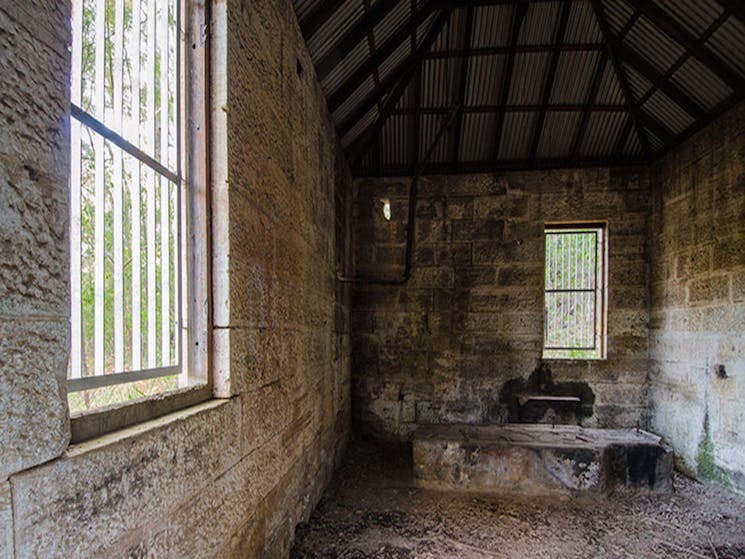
xmin=648 ymin=102 xmax=745 ymax=492
xmin=352 ymin=169 xmax=651 ymax=440
xmin=0 ymin=481 xmax=11 ymax=559
xmin=5 ymin=0 xmax=352 ymax=557
xmin=413 ymin=424 xmax=672 ymax=495
xmin=0 ymin=2 xmax=71 ymax=481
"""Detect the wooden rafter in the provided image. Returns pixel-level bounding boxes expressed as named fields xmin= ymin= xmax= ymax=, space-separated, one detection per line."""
xmin=609 ymin=39 xmax=705 ymax=120
xmin=298 ymin=0 xmax=346 ymax=39
xmin=316 ymin=0 xmax=400 ymax=81
xmin=450 ymin=6 xmax=474 ymax=166
xmin=492 ymin=2 xmax=528 ymax=162
xmin=530 ymin=0 xmax=572 ymax=160
xmin=625 ymin=0 xmax=745 ymax=92
xmin=348 ymin=9 xmax=452 ymax=165
xmin=590 ymin=0 xmax=652 ymax=156
xmin=328 ymin=0 xmax=437 ymax=113
xmin=713 ymin=0 xmax=745 ymax=24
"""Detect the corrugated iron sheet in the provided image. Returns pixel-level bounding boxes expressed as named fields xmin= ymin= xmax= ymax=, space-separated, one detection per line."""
xmin=625 ymin=16 xmax=686 ymax=74
xmin=595 ymin=59 xmax=624 ymax=104
xmin=536 ymin=111 xmax=581 ymax=158
xmin=471 ymin=4 xmax=513 ymax=48
xmin=707 ymin=17 xmax=745 ymax=78
xmin=321 ymin=38 xmax=370 ymax=96
xmin=465 ymin=55 xmax=506 ymax=106
xmin=508 ymin=53 xmax=550 ymax=105
xmin=670 ymin=57 xmax=732 ymax=111
xmin=332 ymin=75 xmax=376 ymax=124
xmin=518 ymin=2 xmax=561 ymax=45
xmin=623 ymin=125 xmax=644 ymax=157
xmin=421 ymin=57 xmax=459 ymax=107
xmin=499 ymin=111 xmax=537 ymax=160
xmin=459 ymin=112 xmax=496 ymax=161
xmin=432 ymin=8 xmax=466 ymax=51
xmin=293 ymin=0 xmax=320 ymax=22
xmin=642 ymin=91 xmax=695 ymax=135
xmin=341 ymin=104 xmax=378 ymax=147
xmin=419 ymin=113 xmax=451 ymax=163
xmin=378 ymin=39 xmax=411 ymax=83
xmin=373 ymin=0 xmax=410 ymax=46
xmin=578 ymin=111 xmax=626 ymax=157
xmin=380 ymin=114 xmax=408 ymax=166
xmin=307 ymin=0 xmax=364 ymax=61
xmin=655 ymin=0 xmax=723 ymax=37
xmin=603 ymin=0 xmax=635 ymax=35
xmin=550 ymin=50 xmax=602 ymax=104
xmin=623 ymin=64 xmax=653 ymax=102
xmin=565 ymin=0 xmax=603 ymax=43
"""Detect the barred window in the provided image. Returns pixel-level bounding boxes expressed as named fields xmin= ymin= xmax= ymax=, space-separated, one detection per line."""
xmin=543 ymin=224 xmax=607 ymax=360
xmin=68 ymin=0 xmax=190 ymax=412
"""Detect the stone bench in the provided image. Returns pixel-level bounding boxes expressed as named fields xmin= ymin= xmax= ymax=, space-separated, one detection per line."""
xmin=413 ymin=424 xmax=673 ymax=496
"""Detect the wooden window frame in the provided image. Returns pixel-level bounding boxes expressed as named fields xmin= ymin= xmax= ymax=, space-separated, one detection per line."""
xmin=69 ymin=0 xmax=213 ymax=442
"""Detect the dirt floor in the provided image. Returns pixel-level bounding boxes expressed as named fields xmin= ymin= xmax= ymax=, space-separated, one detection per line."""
xmin=291 ymin=441 xmax=745 ymax=558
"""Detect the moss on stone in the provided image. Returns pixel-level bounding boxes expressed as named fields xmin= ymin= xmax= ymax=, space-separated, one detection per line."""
xmin=696 ymin=411 xmax=731 ymax=487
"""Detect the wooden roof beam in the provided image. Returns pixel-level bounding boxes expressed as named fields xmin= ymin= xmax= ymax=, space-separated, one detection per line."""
xmin=625 ymin=0 xmax=745 ymax=92
xmin=316 ymin=0 xmax=401 ymax=81
xmin=328 ymin=0 xmax=438 ymax=113
xmin=591 ymin=0 xmax=652 ymax=156
xmin=570 ymin=55 xmax=608 ymax=160
xmin=348 ymin=9 xmax=452 ymax=165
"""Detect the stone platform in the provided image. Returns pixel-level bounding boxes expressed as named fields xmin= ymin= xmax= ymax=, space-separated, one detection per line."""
xmin=413 ymin=424 xmax=673 ymax=496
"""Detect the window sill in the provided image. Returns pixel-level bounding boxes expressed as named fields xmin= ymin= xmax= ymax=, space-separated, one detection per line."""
xmin=70 ymin=383 xmax=213 ymax=443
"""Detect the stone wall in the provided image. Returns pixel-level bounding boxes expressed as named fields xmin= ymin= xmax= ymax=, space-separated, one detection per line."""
xmin=1 ymin=0 xmax=352 ymax=557
xmin=352 ymin=169 xmax=650 ymax=441
xmin=648 ymin=102 xmax=745 ymax=492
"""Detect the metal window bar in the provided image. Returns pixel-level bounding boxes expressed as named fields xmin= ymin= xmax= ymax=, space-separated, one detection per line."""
xmin=68 ymin=0 xmax=182 ymax=394
xmin=544 ymin=228 xmax=603 ymax=354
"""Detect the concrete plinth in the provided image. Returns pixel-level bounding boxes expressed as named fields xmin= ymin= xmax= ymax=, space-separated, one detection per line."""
xmin=413 ymin=424 xmax=673 ymax=495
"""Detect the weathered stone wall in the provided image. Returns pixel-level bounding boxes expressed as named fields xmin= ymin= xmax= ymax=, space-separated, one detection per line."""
xmin=648 ymin=102 xmax=745 ymax=492
xmin=352 ymin=169 xmax=650 ymax=441
xmin=2 ymin=0 xmax=352 ymax=557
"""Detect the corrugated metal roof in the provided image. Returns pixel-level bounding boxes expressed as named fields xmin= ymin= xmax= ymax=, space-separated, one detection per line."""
xmin=499 ymin=112 xmax=538 ymax=160
xmin=459 ymin=112 xmax=496 ymax=161
xmin=536 ymin=111 xmax=581 ymax=158
xmin=322 ymin=39 xmax=370 ymax=96
xmin=307 ymin=0 xmax=364 ymax=61
xmin=565 ymin=0 xmax=603 ymax=43
xmin=625 ymin=16 xmax=686 ymax=75
xmin=471 ymin=5 xmax=513 ymax=48
xmin=292 ymin=0 xmax=744 ymax=174
xmin=419 ymin=113 xmax=452 ymax=163
xmin=549 ymin=50 xmax=602 ymax=104
xmin=518 ymin=2 xmax=562 ymax=45
xmin=707 ymin=17 xmax=745 ymax=78
xmin=380 ymin=114 xmax=408 ymax=166
xmin=508 ymin=53 xmax=550 ymax=105
xmin=578 ymin=111 xmax=627 ymax=157
xmin=464 ymin=55 xmax=505 ymax=106
xmin=643 ymin=91 xmax=696 ymax=135
xmin=655 ymin=0 xmax=723 ymax=37
xmin=670 ymin=57 xmax=732 ymax=111
xmin=595 ymin=59 xmax=624 ymax=104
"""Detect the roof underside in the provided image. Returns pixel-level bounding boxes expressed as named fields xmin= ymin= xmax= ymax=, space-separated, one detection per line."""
xmin=292 ymin=0 xmax=745 ymax=177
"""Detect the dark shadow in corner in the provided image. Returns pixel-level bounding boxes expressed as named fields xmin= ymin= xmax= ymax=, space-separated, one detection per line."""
xmin=499 ymin=361 xmax=595 ymax=424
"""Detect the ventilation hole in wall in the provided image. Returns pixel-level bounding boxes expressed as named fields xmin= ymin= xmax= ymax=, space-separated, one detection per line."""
xmin=296 ymin=58 xmax=304 ymax=78
xmin=379 ymin=198 xmax=391 ymax=221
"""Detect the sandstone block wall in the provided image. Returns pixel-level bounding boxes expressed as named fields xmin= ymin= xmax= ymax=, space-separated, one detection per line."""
xmin=648 ymin=102 xmax=745 ymax=492
xmin=352 ymin=169 xmax=651 ymax=441
xmin=2 ymin=0 xmax=352 ymax=556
